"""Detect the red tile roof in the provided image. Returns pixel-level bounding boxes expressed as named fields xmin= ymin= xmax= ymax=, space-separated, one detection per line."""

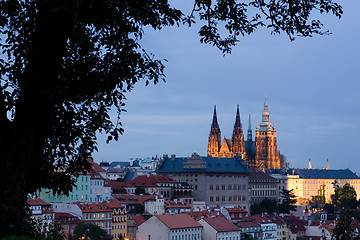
xmin=282 ymin=216 xmax=306 ymax=233
xmin=238 ymin=221 xmax=260 ymax=228
xmin=186 ymin=211 xmax=224 ymax=221
xmin=225 ymin=207 xmax=249 ymax=220
xmin=112 ymin=194 xmax=157 ymax=204
xmin=202 ymin=215 xmax=239 ymax=232
xmin=134 ymin=215 xmax=147 ymax=227
xmin=27 ymin=198 xmax=51 ymax=206
xmin=164 ymin=200 xmax=190 ymax=209
xmin=119 ymin=175 xmax=178 ymax=188
xmin=88 ymin=158 xmax=106 ymax=173
xmin=156 ymin=214 xmax=202 ymax=229
xmin=245 ymin=214 xmax=274 ymax=224
xmin=76 ymin=200 xmax=123 ymax=213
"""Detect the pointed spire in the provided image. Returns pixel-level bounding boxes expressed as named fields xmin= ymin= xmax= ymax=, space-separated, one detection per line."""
xmin=262 ymin=95 xmax=270 ymax=123
xmin=234 ymin=104 xmax=241 ymax=127
xmin=211 ymin=105 xmax=219 ymax=128
xmin=308 ymin=159 xmax=312 ymax=169
xmin=247 ymin=112 xmax=253 ymax=141
xmin=231 ymin=105 xmax=246 ymax=157
xmin=264 ymin=94 xmax=268 ymax=112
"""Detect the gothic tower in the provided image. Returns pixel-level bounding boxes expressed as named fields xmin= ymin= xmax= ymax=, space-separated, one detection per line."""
xmin=231 ymin=105 xmax=247 ymax=159
xmin=255 ymin=96 xmax=281 ymax=170
xmin=207 ymin=106 xmax=222 ymax=157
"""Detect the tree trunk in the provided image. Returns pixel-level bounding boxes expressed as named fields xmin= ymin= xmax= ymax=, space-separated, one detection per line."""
xmin=0 ymin=129 xmax=34 ymax=236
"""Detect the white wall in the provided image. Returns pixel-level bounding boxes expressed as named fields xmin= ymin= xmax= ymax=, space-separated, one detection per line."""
xmin=137 ymin=216 xmax=170 ymax=240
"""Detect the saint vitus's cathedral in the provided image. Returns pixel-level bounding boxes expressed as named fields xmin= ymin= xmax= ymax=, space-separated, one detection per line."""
xmin=207 ymin=97 xmax=286 ymax=171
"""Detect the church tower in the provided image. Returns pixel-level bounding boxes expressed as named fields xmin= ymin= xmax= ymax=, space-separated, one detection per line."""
xmin=207 ymin=106 xmax=222 ymax=157
xmin=231 ymin=105 xmax=247 ymax=159
xmin=255 ymin=96 xmax=281 ymax=170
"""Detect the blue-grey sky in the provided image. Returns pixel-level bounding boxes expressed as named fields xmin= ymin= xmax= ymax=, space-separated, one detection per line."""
xmin=93 ymin=1 xmax=360 ymax=172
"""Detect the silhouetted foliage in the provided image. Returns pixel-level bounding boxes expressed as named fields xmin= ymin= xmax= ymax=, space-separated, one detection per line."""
xmin=135 ymin=187 xmax=146 ymax=195
xmin=73 ymin=223 xmax=111 ymax=240
xmin=333 ymin=183 xmax=358 ymax=210
xmin=128 ymin=204 xmax=145 ymax=215
xmin=251 ymin=198 xmax=278 ymax=215
xmin=278 ymin=189 xmax=297 ymax=214
xmin=331 ymin=210 xmax=360 ymax=240
xmin=0 ymin=0 xmax=342 ymax=236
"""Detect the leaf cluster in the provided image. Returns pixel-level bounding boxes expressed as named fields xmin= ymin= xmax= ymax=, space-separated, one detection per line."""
xmin=0 ymin=0 xmax=343 ymax=196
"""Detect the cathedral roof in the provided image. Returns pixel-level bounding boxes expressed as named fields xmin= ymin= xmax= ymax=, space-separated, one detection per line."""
xmin=156 ymin=153 xmax=250 ymax=174
xmin=288 ymin=169 xmax=359 ymax=179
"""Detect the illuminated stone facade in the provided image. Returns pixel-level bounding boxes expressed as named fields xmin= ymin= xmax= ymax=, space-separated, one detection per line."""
xmin=287 ymin=168 xmax=360 ymax=205
xmin=207 ymin=97 xmax=285 ymax=170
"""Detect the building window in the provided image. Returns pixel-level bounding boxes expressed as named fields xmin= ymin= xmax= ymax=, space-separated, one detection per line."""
xmin=210 ymin=196 xmax=214 ymax=202
xmin=210 ymin=185 xmax=213 ymax=190
xmin=216 ymin=185 xmax=219 ymax=190
xmin=222 ymin=196 xmax=225 ymax=201
xmin=222 ymin=185 xmax=225 ymax=190
xmin=228 ymin=185 xmax=232 ymax=190
xmin=216 ymin=196 xmax=220 ymax=201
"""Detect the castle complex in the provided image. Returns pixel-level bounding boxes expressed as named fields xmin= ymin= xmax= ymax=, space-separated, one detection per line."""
xmin=207 ymin=97 xmax=285 ymax=170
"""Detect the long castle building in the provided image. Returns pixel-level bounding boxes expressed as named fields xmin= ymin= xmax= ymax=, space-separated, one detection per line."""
xmin=207 ymin=97 xmax=285 ymax=170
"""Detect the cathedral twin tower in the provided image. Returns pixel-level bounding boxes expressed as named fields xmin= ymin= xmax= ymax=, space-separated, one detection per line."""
xmin=207 ymin=97 xmax=285 ymax=170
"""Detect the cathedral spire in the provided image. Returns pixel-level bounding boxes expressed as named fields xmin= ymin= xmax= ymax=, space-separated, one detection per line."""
xmin=231 ymin=105 xmax=246 ymax=158
xmin=262 ymin=95 xmax=270 ymax=123
xmin=211 ymin=105 xmax=219 ymax=128
xmin=208 ymin=105 xmax=221 ymax=157
xmin=247 ymin=112 xmax=252 ymax=141
xmin=308 ymin=159 xmax=312 ymax=169
xmin=234 ymin=104 xmax=241 ymax=127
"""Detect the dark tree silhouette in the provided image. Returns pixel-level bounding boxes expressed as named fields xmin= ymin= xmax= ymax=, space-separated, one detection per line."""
xmin=73 ymin=223 xmax=111 ymax=240
xmin=278 ymin=189 xmax=297 ymax=214
xmin=0 ymin=0 xmax=342 ymax=236
xmin=333 ymin=183 xmax=358 ymax=210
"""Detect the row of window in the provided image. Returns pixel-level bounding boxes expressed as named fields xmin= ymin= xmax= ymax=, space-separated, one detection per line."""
xmin=171 ymin=234 xmax=199 ymax=240
xmin=112 ymin=224 xmax=126 ymax=230
xmin=251 ymin=190 xmax=276 ymax=197
xmin=210 ymin=184 xmax=246 ymax=191
xmin=217 ymin=237 xmax=239 ymax=240
xmin=84 ymin=213 xmax=111 ymax=220
xmin=209 ymin=175 xmax=246 ymax=178
xmin=251 ymin=184 xmax=276 ymax=189
xmin=209 ymin=195 xmax=246 ymax=202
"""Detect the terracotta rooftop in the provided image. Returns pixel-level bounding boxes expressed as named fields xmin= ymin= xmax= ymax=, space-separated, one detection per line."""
xmin=134 ymin=215 xmax=147 ymax=227
xmin=202 ymin=215 xmax=239 ymax=232
xmin=118 ymin=175 xmax=178 ymax=188
xmin=237 ymin=221 xmax=260 ymax=228
xmin=282 ymin=216 xmax=306 ymax=233
xmin=76 ymin=199 xmax=123 ymax=213
xmin=245 ymin=214 xmax=274 ymax=224
xmin=186 ymin=211 xmax=224 ymax=221
xmin=27 ymin=198 xmax=51 ymax=206
xmin=112 ymin=194 xmax=157 ymax=204
xmin=156 ymin=214 xmax=202 ymax=229
xmin=164 ymin=200 xmax=190 ymax=209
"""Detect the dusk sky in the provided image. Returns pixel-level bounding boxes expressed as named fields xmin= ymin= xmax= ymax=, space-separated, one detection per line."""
xmin=93 ymin=1 xmax=360 ymax=172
